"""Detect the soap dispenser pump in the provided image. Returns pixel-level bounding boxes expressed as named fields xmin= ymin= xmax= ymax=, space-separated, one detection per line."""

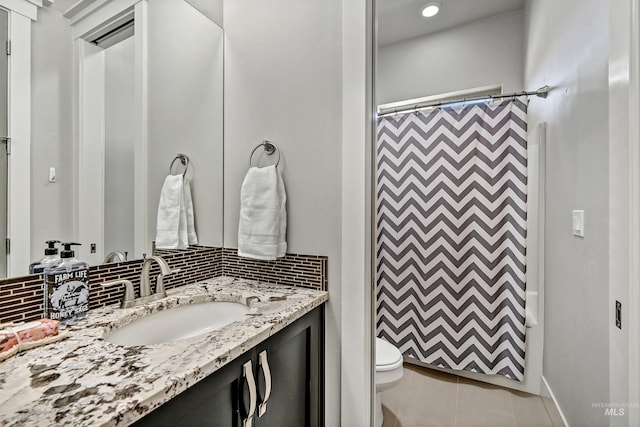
xmin=43 ymin=242 xmax=90 ymax=325
xmin=29 ymin=240 xmax=62 ymax=274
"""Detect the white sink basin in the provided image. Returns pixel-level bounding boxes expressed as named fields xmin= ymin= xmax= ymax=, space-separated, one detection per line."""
xmin=106 ymin=301 xmax=250 ymax=346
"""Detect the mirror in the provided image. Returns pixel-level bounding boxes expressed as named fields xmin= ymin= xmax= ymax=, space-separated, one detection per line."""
xmin=20 ymin=0 xmax=224 ymax=276
xmin=104 ymin=36 xmax=136 ymax=263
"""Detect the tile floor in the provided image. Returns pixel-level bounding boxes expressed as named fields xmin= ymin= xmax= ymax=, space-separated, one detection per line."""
xmin=381 ymin=363 xmax=565 ymax=427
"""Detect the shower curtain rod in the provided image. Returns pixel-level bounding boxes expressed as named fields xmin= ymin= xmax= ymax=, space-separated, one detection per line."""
xmin=378 ymin=85 xmax=550 ymax=118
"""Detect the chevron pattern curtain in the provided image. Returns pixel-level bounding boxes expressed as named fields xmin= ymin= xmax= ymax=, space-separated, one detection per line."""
xmin=376 ymin=98 xmax=528 ymax=381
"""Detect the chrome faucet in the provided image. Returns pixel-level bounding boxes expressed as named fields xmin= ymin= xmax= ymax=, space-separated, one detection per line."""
xmin=101 ymin=256 xmax=179 ymax=309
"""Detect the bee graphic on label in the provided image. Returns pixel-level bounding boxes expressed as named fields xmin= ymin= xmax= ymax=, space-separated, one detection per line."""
xmin=49 ymin=280 xmax=88 ymax=311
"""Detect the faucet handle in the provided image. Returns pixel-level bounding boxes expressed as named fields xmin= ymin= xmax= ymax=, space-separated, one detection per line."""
xmin=101 ymin=279 xmax=135 ymax=308
xmin=155 ymin=268 xmax=179 ymax=295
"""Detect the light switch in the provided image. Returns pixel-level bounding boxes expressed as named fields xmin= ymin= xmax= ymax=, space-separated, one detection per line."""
xmin=48 ymin=167 xmax=56 ymax=183
xmin=572 ymin=210 xmax=584 ymax=237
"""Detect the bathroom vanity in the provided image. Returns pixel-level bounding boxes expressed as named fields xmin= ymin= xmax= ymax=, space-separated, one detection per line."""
xmin=0 ymin=277 xmax=327 ymax=426
xmin=134 ymin=307 xmax=322 ymax=427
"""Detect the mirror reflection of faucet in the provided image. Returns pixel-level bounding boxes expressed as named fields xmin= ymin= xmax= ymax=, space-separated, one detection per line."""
xmin=103 ymin=251 xmax=127 ymax=264
xmin=101 ymin=256 xmax=180 ymax=309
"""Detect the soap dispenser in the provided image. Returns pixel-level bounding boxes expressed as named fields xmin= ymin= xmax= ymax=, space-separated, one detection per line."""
xmin=29 ymin=240 xmax=62 ymax=274
xmin=43 ymin=242 xmax=90 ymax=325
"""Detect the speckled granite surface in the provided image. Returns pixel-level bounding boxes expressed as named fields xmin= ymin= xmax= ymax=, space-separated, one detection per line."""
xmin=0 ymin=276 xmax=328 ymax=426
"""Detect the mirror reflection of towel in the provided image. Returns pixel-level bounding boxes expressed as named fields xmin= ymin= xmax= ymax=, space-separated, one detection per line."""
xmin=155 ymin=175 xmax=198 ymax=249
xmin=238 ymin=165 xmax=287 ymax=260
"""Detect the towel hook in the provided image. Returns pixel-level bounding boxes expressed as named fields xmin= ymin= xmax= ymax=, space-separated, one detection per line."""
xmin=170 ymin=153 xmax=189 ymax=177
xmin=249 ymin=140 xmax=280 ymax=168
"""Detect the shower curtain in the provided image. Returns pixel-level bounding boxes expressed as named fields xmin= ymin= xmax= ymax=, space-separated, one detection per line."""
xmin=376 ymin=98 xmax=528 ymax=381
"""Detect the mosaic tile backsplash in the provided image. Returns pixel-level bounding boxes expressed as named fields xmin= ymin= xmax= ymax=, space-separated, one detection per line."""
xmin=222 ymin=248 xmax=327 ymax=290
xmin=0 ymin=247 xmax=327 ymax=324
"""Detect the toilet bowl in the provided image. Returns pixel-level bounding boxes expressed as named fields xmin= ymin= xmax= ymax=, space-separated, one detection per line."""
xmin=375 ymin=337 xmax=404 ymax=427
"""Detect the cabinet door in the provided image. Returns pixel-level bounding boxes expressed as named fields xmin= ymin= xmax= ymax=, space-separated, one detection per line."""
xmin=132 ymin=355 xmax=245 ymax=427
xmin=255 ymin=308 xmax=323 ymax=427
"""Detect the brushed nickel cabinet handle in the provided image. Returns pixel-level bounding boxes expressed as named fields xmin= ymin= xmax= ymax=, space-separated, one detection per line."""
xmin=242 ymin=360 xmax=257 ymax=427
xmin=258 ymin=350 xmax=272 ymax=417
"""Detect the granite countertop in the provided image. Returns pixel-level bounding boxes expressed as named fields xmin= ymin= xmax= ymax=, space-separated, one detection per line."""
xmin=0 ymin=276 xmax=328 ymax=426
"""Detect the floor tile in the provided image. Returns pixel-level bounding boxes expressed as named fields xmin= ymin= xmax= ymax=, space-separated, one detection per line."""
xmin=405 ymin=363 xmax=459 ymax=384
xmin=381 ymin=404 xmax=400 ymax=427
xmin=542 ymin=397 xmax=565 ymax=427
xmin=509 ymin=390 xmax=554 ymax=427
xmin=381 ymin=362 xmax=563 ymax=427
xmin=382 ymin=362 xmax=457 ymax=427
xmin=456 ymin=376 xmax=517 ymax=427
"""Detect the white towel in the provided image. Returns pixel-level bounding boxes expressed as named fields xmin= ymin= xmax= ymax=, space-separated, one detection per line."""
xmin=184 ymin=178 xmax=198 ymax=245
xmin=238 ymin=165 xmax=287 ymax=260
xmin=155 ymin=175 xmax=198 ymax=249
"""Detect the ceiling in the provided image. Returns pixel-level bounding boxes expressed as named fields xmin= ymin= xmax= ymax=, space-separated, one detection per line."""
xmin=51 ymin=0 xmax=525 ymax=47
xmin=50 ymin=0 xmax=78 ymax=13
xmin=49 ymin=0 xmax=77 ymax=13
xmin=377 ymin=0 xmax=525 ymax=47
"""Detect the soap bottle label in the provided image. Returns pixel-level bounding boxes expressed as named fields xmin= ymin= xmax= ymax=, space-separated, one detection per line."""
xmin=45 ymin=270 xmax=89 ymax=322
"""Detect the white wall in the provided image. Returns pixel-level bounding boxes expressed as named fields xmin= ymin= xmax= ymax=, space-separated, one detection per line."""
xmin=376 ymin=10 xmax=524 ymax=105
xmin=185 ymin=0 xmax=223 ymax=27
xmin=525 ymin=1 xmax=610 ymax=425
xmin=147 ymin=0 xmax=224 ymax=249
xmin=223 ymin=0 xmax=343 ymax=424
xmin=105 ymin=37 xmax=135 ymax=258
xmin=30 ymin=6 xmax=74 ymax=260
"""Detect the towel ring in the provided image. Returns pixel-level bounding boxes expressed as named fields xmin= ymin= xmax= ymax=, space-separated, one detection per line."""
xmin=170 ymin=154 xmax=189 ymax=176
xmin=249 ymin=141 xmax=280 ymax=168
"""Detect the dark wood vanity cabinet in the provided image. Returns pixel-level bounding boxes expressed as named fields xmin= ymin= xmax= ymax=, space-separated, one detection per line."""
xmin=132 ymin=305 xmax=324 ymax=427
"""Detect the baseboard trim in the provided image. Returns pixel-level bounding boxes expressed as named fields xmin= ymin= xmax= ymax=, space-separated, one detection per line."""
xmin=541 ymin=375 xmax=570 ymax=427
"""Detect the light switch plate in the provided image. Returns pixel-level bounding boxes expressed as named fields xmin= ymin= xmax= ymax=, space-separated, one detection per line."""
xmin=572 ymin=210 xmax=584 ymax=237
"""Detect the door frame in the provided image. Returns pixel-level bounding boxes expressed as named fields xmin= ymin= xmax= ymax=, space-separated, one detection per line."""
xmin=340 ymin=0 xmax=375 ymax=425
xmin=68 ymin=0 xmax=148 ymax=265
xmin=0 ymin=0 xmax=39 ymax=277
xmin=609 ymin=1 xmax=640 ymax=426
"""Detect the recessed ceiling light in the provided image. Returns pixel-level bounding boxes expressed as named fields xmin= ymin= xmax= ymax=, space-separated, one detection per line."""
xmin=421 ymin=2 xmax=441 ymax=18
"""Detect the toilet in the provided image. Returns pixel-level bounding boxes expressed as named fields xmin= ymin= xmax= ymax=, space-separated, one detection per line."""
xmin=375 ymin=337 xmax=404 ymax=427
